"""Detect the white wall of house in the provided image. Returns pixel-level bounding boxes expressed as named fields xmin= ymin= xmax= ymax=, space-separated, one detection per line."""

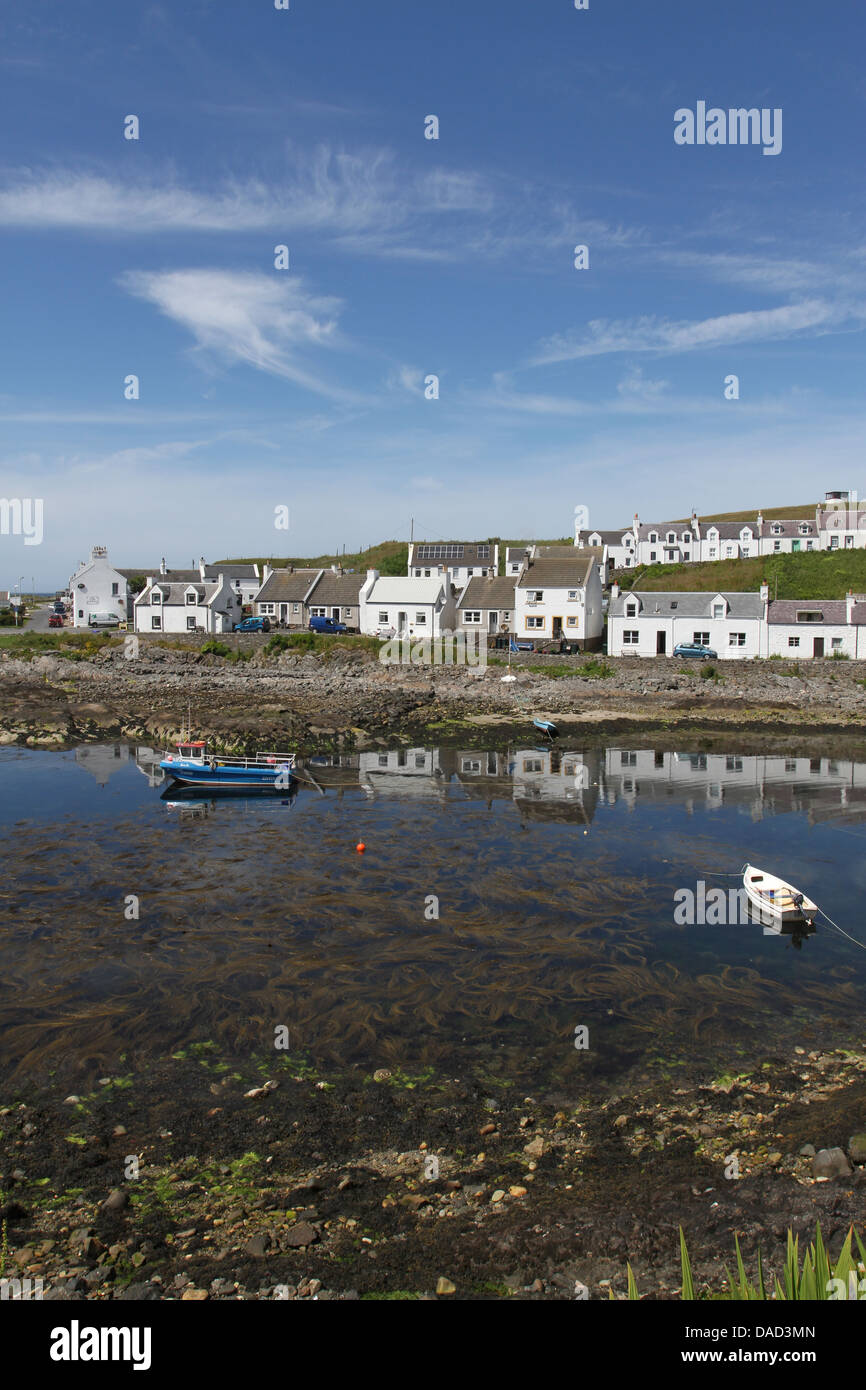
xmin=358 ymin=570 xmax=457 ymax=637
xmin=767 ymin=622 xmax=855 ymax=659
xmin=134 ymin=575 xmax=237 ymax=634
xmin=68 ymin=547 xmax=129 ymax=628
xmin=608 ymin=592 xmax=764 ymax=658
xmin=515 ymin=565 xmax=603 ymax=644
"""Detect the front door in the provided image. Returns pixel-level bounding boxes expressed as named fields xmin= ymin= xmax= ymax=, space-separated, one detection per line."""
xmin=280 ymin=603 xmax=287 ymax=624
xmin=813 ymin=637 xmax=824 ymax=658
xmin=488 ymin=610 xmax=498 ymax=634
xmin=398 ymin=610 xmax=407 ymax=635
xmin=552 ymin=615 xmax=562 ymax=638
xmin=657 ymin=630 xmax=666 ymax=655
xmin=332 ymin=607 xmax=340 ymax=621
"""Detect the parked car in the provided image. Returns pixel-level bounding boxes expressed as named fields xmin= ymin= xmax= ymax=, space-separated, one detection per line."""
xmin=233 ymin=616 xmax=270 ymax=633
xmin=48 ymin=613 xmax=64 ymax=628
xmin=673 ymin=642 xmax=718 ymax=660
xmin=309 ymin=615 xmax=347 ymax=634
xmin=53 ymin=601 xmax=66 ymax=614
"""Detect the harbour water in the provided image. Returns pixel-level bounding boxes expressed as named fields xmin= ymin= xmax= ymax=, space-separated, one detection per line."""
xmin=1 ymin=740 xmax=864 ymax=1094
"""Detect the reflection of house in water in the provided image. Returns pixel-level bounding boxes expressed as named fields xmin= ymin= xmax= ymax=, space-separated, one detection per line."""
xmin=357 ymin=748 xmax=447 ymax=799
xmin=134 ymin=746 xmax=168 ymax=788
xmin=451 ymin=746 xmax=601 ymax=824
xmin=74 ymin=743 xmax=130 ymax=785
xmin=602 ymin=748 xmax=866 ymax=824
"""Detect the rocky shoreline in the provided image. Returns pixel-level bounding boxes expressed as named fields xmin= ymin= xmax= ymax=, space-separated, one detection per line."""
xmin=2 ymin=1043 xmax=864 ymax=1301
xmin=3 ymin=639 xmax=866 ymax=752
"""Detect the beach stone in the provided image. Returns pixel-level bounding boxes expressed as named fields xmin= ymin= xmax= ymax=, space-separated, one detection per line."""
xmin=283 ymin=1222 xmax=318 ymax=1248
xmin=798 ymin=1143 xmax=816 ymax=1157
xmin=524 ymin=1136 xmax=545 ymax=1158
xmin=811 ymin=1147 xmax=852 ymax=1179
xmin=102 ymin=1189 xmax=128 ymax=1213
xmin=436 ymin=1277 xmax=456 ymax=1295
xmin=243 ymin=1234 xmax=270 ymax=1257
xmin=848 ymin=1133 xmax=866 ymax=1164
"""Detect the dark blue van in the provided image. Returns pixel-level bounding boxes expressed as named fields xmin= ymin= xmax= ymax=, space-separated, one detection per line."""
xmin=309 ymin=615 xmax=347 ymax=634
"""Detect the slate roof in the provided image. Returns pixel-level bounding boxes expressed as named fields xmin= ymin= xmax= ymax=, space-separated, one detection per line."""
xmin=411 ymin=541 xmax=496 ymax=562
xmin=637 ymin=523 xmax=698 ymax=541
xmin=517 ymin=548 xmax=602 ymax=589
xmin=586 ymin=529 xmax=635 ymax=545
xmin=767 ymin=600 xmax=848 ymax=625
xmin=307 ymin=572 xmax=363 ymax=606
xmin=204 ymin=563 xmax=258 ymax=582
xmin=118 ymin=567 xmax=200 ymax=583
xmin=759 ymin=520 xmax=817 ymax=538
xmin=609 ymin=590 xmax=764 ymax=619
xmin=255 ymin=568 xmax=323 ymax=603
xmin=459 ymin=576 xmax=519 ymax=608
xmin=700 ymin=522 xmax=757 ymax=539
xmin=138 ymin=581 xmax=219 ymax=605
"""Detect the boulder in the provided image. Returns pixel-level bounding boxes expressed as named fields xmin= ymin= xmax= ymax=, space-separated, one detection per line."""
xmin=811 ymin=1147 xmax=852 ymax=1180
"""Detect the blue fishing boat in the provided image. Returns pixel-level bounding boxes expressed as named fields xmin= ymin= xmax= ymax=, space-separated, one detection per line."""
xmin=160 ymin=740 xmax=296 ymax=788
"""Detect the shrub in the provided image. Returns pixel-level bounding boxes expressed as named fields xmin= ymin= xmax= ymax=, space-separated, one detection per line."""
xmin=201 ymin=640 xmax=231 ymax=657
xmin=580 ymin=659 xmax=614 ymax=679
xmin=700 ymin=664 xmax=721 ymax=681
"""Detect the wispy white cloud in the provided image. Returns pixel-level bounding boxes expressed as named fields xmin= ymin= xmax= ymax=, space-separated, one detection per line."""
xmin=530 ymin=300 xmax=851 ymax=364
xmin=120 ymin=268 xmax=360 ymax=401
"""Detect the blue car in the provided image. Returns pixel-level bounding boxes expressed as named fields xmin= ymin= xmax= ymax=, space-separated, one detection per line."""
xmin=309 ymin=615 xmax=347 ymax=634
xmin=233 ymin=616 xmax=271 ymax=633
xmin=674 ymin=642 xmax=717 ymax=660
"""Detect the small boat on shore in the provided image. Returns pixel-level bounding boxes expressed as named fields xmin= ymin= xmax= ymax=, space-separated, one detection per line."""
xmin=533 ymin=718 xmax=558 ymax=739
xmin=743 ymin=864 xmax=817 ymax=923
xmin=160 ymin=740 xmax=296 ymax=788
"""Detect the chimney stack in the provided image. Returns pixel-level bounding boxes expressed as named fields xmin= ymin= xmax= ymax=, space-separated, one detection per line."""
xmin=160 ymin=557 xmax=167 ymax=576
xmin=759 ymin=581 xmax=769 ymax=604
xmin=610 ymin=581 xmax=620 ymax=600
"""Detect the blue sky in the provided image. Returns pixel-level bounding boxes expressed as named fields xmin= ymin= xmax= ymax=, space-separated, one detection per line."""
xmin=1 ymin=0 xmax=864 ymax=585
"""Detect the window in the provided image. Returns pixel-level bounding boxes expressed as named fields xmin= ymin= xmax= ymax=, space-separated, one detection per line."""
xmin=773 ymin=540 xmax=781 ymax=552
xmin=186 ymin=591 xmax=197 ymax=605
xmin=788 ymin=636 xmax=800 ymax=647
xmin=567 ymin=590 xmax=578 ymax=600
xmin=649 ymin=551 xmax=657 ymax=562
xmin=728 ymin=632 xmax=746 ymax=646
xmin=806 ymin=540 xmax=814 ymax=550
xmin=566 ymin=616 xmax=577 ymax=627
xmin=621 ymin=751 xmax=637 ymax=766
xmin=742 ymin=547 xmax=749 ymax=556
xmin=310 ymin=607 xmax=326 ymax=617
xmin=713 ymin=603 xmax=725 ymax=619
xmin=151 ymin=616 xmax=161 ymax=630
xmin=683 ymin=551 xmax=690 ymax=561
xmin=186 ymin=616 xmax=196 ymax=631
xmin=503 ymin=611 xmax=511 ymax=621
xmin=523 ymin=758 xmax=543 ymax=772
xmin=111 ymin=582 xmax=119 ymax=596
xmin=526 ymin=616 xmax=544 ymax=629
xmin=726 ymin=756 xmax=743 ymax=771
xmin=424 ymin=569 xmax=431 ymax=577
xmin=667 ymin=532 xmax=675 ymax=543
xmin=693 ymin=631 xmax=710 ymax=646
xmin=796 ymin=611 xmax=823 ymax=623
xmin=623 ymin=629 xmax=639 ymax=645
xmin=152 ymin=590 xmax=161 ymax=604
xmin=785 ymin=759 xmax=797 ymax=772
xmin=626 ymin=602 xmax=637 ymax=617
xmin=725 ymin=546 xmax=734 ymax=558
xmin=476 ymin=545 xmax=491 ymax=559
xmin=670 ymin=601 xmax=678 ymax=610
xmin=830 ymin=535 xmax=839 ymax=549
xmin=708 ymin=548 xmax=716 ymax=559
xmin=414 ymin=569 xmax=421 ymax=577
xmin=831 ymin=637 xmax=843 ymax=649
xmin=378 ymin=611 xmax=388 ymax=625
xmin=528 ymin=590 xmax=543 ymax=602
xmin=772 ymin=524 xmax=782 ymax=535
xmin=463 ymin=610 xmax=481 ymax=624
xmin=259 ymin=603 xmax=275 ymax=615
xmin=466 ymin=568 xmax=473 ymax=577
xmin=415 ymin=754 xmax=425 ymax=768
xmin=415 ymin=612 xmax=426 ymax=625
xmin=649 ymin=532 xmax=658 ymax=543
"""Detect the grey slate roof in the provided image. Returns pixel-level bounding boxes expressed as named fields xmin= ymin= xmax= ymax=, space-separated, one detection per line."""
xmin=638 ymin=523 xmax=698 ymax=541
xmin=307 ymin=572 xmax=362 ymax=606
xmin=759 ymin=520 xmax=816 ymax=538
xmin=204 ymin=563 xmax=258 ymax=582
xmin=586 ymin=529 xmax=635 ymax=544
xmin=701 ymin=522 xmax=757 ymax=539
xmin=118 ymin=567 xmax=200 ymax=583
xmin=610 ymin=590 xmax=764 ymax=619
xmin=255 ymin=568 xmax=322 ymax=603
xmin=459 ymin=576 xmax=518 ymax=608
xmin=518 ymin=548 xmax=602 ymax=589
xmin=767 ymin=600 xmax=847 ymax=625
xmin=141 ymin=581 xmax=218 ymax=605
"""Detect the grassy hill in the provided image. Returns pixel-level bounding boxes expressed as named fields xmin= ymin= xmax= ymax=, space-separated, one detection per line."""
xmin=670 ymin=501 xmax=818 ymax=525
xmin=220 ymin=538 xmax=573 ymax=577
xmin=619 ymin=549 xmax=866 ymax=599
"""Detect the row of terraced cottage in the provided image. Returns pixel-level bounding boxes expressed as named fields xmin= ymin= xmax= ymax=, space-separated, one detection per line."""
xmin=65 ymin=542 xmax=607 ymax=650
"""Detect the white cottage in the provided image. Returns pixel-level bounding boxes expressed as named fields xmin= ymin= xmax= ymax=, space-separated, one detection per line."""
xmin=607 ymin=587 xmax=766 ymax=658
xmin=68 ymin=546 xmax=131 ymax=628
xmin=134 ymin=572 xmax=238 ymax=633
xmin=766 ymin=594 xmax=866 ymax=659
xmin=358 ymin=569 xmax=457 ymax=638
xmin=515 ymin=547 xmax=604 ymax=649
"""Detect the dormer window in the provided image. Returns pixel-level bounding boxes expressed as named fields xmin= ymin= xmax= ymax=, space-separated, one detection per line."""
xmin=772 ymin=523 xmax=782 ymax=535
xmin=649 ymin=532 xmax=658 ymax=543
xmin=667 ymin=531 xmax=675 ymax=543
xmin=185 ymin=590 xmax=197 ymax=605
xmin=712 ymin=601 xmax=725 ymax=619
xmin=151 ymin=590 xmax=162 ymax=604
xmin=625 ymin=601 xmax=637 ymax=617
xmin=799 ymin=523 xmax=810 ymax=534
xmin=682 ymin=532 xmax=691 ymax=543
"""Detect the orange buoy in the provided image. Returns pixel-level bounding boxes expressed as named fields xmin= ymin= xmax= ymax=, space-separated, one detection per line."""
xmin=356 ymin=842 xmax=366 ymax=853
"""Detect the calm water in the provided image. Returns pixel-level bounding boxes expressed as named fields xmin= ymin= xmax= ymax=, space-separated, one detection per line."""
xmin=1 ymin=741 xmax=865 ymax=1090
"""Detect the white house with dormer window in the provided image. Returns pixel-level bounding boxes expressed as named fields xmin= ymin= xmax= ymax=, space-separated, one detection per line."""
xmin=134 ymin=572 xmax=237 ymax=633
xmin=607 ymin=587 xmax=766 ymax=658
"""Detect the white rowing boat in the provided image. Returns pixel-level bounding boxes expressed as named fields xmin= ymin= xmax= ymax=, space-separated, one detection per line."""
xmin=743 ymin=864 xmax=817 ymax=923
